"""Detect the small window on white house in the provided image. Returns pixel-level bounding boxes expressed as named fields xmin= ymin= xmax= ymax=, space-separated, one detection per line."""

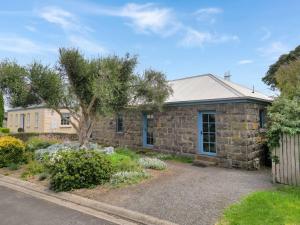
xmin=116 ymin=114 xmax=124 ymax=133
xmin=27 ymin=113 xmax=30 ymax=127
xmin=15 ymin=114 xmax=18 ymax=127
xmin=35 ymin=112 xmax=39 ymax=128
xmin=61 ymin=113 xmax=70 ymax=125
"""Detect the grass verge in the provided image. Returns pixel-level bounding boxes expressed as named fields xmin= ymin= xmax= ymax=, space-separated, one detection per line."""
xmin=219 ymin=186 xmax=300 ymax=225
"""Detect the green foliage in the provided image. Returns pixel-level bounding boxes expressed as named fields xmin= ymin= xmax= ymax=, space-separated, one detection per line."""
xmin=115 ymin=147 xmax=140 ymax=160
xmin=110 ymin=171 xmax=149 ymax=187
xmin=108 ymin=153 xmax=141 ymax=172
xmin=263 ymin=45 xmax=300 ymax=89
xmin=21 ymin=161 xmax=45 ymax=179
xmin=267 ymin=96 xmax=300 ymax=149
xmin=275 ymin=59 xmax=300 ymax=98
xmin=220 ymin=186 xmax=300 ymax=225
xmin=47 ymin=150 xmax=113 ymax=192
xmin=0 ymin=128 xmax=9 ymax=133
xmin=0 ymin=92 xmax=3 ymax=127
xmin=7 ymin=162 xmax=20 ymax=171
xmin=38 ymin=172 xmax=49 ymax=181
xmin=0 ymin=136 xmax=26 ymax=167
xmin=26 ymin=136 xmax=59 ymax=152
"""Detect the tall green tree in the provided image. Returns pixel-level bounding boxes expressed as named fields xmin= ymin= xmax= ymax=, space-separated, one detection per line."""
xmin=0 ymin=48 xmax=172 ymax=146
xmin=262 ymin=45 xmax=300 ymax=89
xmin=0 ymin=92 xmax=4 ymax=127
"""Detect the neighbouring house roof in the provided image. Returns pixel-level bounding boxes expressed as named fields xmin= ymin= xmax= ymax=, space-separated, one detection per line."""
xmin=6 ymin=104 xmax=47 ymax=112
xmin=166 ymin=74 xmax=272 ymax=104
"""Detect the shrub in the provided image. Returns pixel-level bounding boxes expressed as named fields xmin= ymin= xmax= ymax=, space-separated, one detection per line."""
xmin=0 ymin=136 xmax=26 ymax=167
xmin=21 ymin=161 xmax=45 ymax=179
xmin=7 ymin=162 xmax=20 ymax=171
xmin=110 ymin=171 xmax=149 ymax=186
xmin=26 ymin=136 xmax=59 ymax=152
xmin=38 ymin=172 xmax=49 ymax=181
xmin=108 ymin=153 xmax=141 ymax=172
xmin=138 ymin=157 xmax=167 ymax=170
xmin=115 ymin=147 xmax=140 ymax=160
xmin=0 ymin=128 xmax=10 ymax=133
xmin=17 ymin=128 xmax=24 ymax=133
xmin=47 ymin=150 xmax=113 ymax=192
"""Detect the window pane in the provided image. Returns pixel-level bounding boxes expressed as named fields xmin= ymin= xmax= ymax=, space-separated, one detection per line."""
xmin=203 ymin=143 xmax=209 ymax=152
xmin=203 ymin=123 xmax=209 ymax=132
xmin=209 ymin=123 xmax=215 ymax=133
xmin=203 ymin=114 xmax=209 ymax=123
xmin=209 ymin=114 xmax=215 ymax=123
xmin=203 ymin=133 xmax=209 ymax=142
xmin=209 ymin=133 xmax=215 ymax=143
xmin=210 ymin=143 xmax=216 ymax=153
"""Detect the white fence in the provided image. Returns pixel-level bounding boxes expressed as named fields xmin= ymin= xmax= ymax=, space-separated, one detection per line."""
xmin=272 ymin=134 xmax=300 ymax=186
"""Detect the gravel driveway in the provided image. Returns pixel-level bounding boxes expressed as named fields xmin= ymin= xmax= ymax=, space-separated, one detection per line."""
xmin=74 ymin=162 xmax=273 ymax=225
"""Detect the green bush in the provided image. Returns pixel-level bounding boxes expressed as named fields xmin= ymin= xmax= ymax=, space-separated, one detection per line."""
xmin=47 ymin=150 xmax=113 ymax=192
xmin=21 ymin=161 xmax=45 ymax=179
xmin=108 ymin=153 xmax=141 ymax=172
xmin=0 ymin=136 xmax=26 ymax=167
xmin=7 ymin=162 xmax=20 ymax=171
xmin=115 ymin=147 xmax=140 ymax=160
xmin=26 ymin=136 xmax=59 ymax=152
xmin=0 ymin=128 xmax=10 ymax=133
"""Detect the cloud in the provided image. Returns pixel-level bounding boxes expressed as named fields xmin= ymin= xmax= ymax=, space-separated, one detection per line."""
xmin=194 ymin=7 xmax=223 ymax=23
xmin=25 ymin=25 xmax=37 ymax=32
xmin=258 ymin=41 xmax=289 ymax=60
xmin=39 ymin=6 xmax=92 ymax=33
xmin=90 ymin=3 xmax=180 ymax=36
xmin=260 ymin=27 xmax=271 ymax=41
xmin=179 ymin=28 xmax=239 ymax=47
xmin=0 ymin=36 xmax=55 ymax=54
xmin=68 ymin=36 xmax=106 ymax=54
xmin=238 ymin=59 xmax=253 ymax=65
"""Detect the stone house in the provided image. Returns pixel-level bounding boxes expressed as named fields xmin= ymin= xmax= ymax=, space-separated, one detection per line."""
xmin=6 ymin=105 xmax=77 ymax=134
xmin=93 ymin=74 xmax=272 ymax=169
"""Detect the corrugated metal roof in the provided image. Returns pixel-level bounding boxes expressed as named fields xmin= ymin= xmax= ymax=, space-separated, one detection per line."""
xmin=166 ymin=74 xmax=272 ymax=103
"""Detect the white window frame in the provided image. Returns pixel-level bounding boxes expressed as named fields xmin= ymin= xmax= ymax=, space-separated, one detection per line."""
xmin=60 ymin=113 xmax=70 ymax=126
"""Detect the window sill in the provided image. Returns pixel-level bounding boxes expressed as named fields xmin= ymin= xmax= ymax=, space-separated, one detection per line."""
xmin=60 ymin=125 xmax=72 ymax=128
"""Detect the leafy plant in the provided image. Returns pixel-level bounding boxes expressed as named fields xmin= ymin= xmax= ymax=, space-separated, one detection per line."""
xmin=108 ymin=153 xmax=141 ymax=172
xmin=38 ymin=172 xmax=49 ymax=181
xmin=0 ymin=136 xmax=26 ymax=167
xmin=21 ymin=161 xmax=45 ymax=179
xmin=110 ymin=171 xmax=149 ymax=187
xmin=138 ymin=157 xmax=167 ymax=170
xmin=46 ymin=150 xmax=113 ymax=192
xmin=0 ymin=128 xmax=9 ymax=133
xmin=115 ymin=147 xmax=140 ymax=160
xmin=7 ymin=162 xmax=20 ymax=171
xmin=26 ymin=136 xmax=59 ymax=152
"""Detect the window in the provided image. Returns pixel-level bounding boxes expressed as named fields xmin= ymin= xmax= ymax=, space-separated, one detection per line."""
xmin=15 ymin=114 xmax=18 ymax=127
xmin=35 ymin=112 xmax=39 ymax=128
xmin=259 ymin=109 xmax=266 ymax=128
xmin=26 ymin=113 xmax=30 ymax=128
xmin=202 ymin=112 xmax=216 ymax=154
xmin=116 ymin=114 xmax=124 ymax=133
xmin=61 ymin=113 xmax=70 ymax=125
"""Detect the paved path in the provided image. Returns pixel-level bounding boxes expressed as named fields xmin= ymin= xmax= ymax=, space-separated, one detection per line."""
xmin=75 ymin=162 xmax=274 ymax=225
xmin=0 ymin=186 xmax=117 ymax=225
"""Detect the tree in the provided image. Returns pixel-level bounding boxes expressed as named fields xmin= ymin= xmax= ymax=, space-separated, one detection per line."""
xmin=0 ymin=48 xmax=172 ymax=146
xmin=0 ymin=92 xmax=4 ymax=127
xmin=275 ymin=59 xmax=300 ymax=99
xmin=262 ymin=45 xmax=300 ymax=89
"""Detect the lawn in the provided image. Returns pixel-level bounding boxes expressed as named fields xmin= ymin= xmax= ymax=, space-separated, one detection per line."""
xmin=219 ymin=186 xmax=300 ymax=225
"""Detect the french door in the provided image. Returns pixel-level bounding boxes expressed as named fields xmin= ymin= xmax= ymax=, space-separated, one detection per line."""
xmin=143 ymin=113 xmax=154 ymax=147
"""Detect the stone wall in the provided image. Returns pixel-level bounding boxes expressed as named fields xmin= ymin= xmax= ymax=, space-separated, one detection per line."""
xmin=92 ymin=101 xmax=268 ymax=169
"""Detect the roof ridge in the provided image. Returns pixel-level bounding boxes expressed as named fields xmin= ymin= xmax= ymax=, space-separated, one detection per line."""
xmin=208 ymin=74 xmax=245 ymax=97
xmin=169 ymin=73 xmax=212 ymax=82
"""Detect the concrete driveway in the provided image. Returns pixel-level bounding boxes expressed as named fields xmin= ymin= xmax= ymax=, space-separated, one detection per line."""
xmin=0 ymin=186 xmax=117 ymax=225
xmin=74 ymin=162 xmax=273 ymax=225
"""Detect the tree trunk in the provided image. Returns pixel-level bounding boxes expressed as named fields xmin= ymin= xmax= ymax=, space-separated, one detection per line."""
xmin=78 ymin=113 xmax=95 ymax=148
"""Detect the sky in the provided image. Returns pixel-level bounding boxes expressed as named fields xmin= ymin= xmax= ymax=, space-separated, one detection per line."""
xmin=0 ymin=0 xmax=300 ymax=96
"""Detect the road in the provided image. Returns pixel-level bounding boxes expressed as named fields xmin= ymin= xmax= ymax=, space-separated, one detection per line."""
xmin=0 ymin=186 xmax=117 ymax=225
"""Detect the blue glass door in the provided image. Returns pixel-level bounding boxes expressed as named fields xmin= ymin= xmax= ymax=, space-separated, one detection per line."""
xmin=143 ymin=113 xmax=154 ymax=147
xmin=198 ymin=112 xmax=216 ymax=155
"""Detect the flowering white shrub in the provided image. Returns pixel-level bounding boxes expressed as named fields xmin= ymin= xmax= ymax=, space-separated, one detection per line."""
xmin=35 ymin=142 xmax=114 ymax=158
xmin=138 ymin=157 xmax=167 ymax=170
xmin=110 ymin=171 xmax=149 ymax=186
